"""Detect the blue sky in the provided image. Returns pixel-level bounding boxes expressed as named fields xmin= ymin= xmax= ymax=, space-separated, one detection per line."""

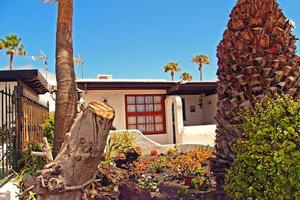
xmin=0 ymin=0 xmax=299 ymax=81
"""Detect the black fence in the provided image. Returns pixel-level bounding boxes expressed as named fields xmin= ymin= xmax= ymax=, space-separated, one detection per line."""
xmin=0 ymin=87 xmax=16 ymax=178
xmin=0 ymin=85 xmax=48 ymax=179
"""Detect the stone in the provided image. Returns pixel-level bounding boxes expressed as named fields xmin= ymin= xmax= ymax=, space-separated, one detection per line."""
xmin=118 ymin=182 xmax=151 ymax=200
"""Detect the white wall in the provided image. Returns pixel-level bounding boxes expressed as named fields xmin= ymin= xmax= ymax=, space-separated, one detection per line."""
xmin=0 ymin=82 xmax=17 ymax=92
xmin=82 ymin=89 xmax=169 ymax=144
xmin=201 ymin=94 xmax=217 ymax=124
xmin=165 ymin=96 xmax=184 ymax=144
xmin=180 ymin=95 xmax=202 ymax=126
xmin=0 ymin=82 xmax=17 ymax=128
xmin=0 ymin=81 xmax=41 ymax=103
xmin=22 ymin=83 xmax=40 ymax=102
xmin=180 ymin=94 xmax=217 ymax=126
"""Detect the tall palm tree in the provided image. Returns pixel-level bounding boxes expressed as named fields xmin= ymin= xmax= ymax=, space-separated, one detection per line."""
xmin=212 ymin=0 xmax=300 ymax=191
xmin=0 ymin=34 xmax=26 ymax=70
xmin=53 ymin=0 xmax=77 ymax=157
xmin=192 ymin=54 xmax=210 ymax=81
xmin=164 ymin=62 xmax=181 ymax=81
xmin=180 ymin=72 xmax=193 ymax=81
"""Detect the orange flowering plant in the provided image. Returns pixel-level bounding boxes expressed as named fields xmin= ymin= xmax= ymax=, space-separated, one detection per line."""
xmin=171 ymin=148 xmax=213 ymax=176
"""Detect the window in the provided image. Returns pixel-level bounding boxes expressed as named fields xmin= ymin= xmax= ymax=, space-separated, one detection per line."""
xmin=125 ymin=95 xmax=165 ymax=134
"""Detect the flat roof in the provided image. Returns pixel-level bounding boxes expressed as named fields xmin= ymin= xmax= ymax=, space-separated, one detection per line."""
xmin=0 ymin=69 xmax=49 ymax=94
xmin=76 ymin=79 xmax=217 ymax=95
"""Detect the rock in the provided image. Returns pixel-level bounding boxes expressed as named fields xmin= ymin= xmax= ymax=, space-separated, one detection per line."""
xmin=22 ymin=174 xmax=35 ymax=188
xmin=152 ymin=196 xmax=180 ymax=200
xmin=97 ymin=164 xmax=129 ymax=186
xmin=118 ymin=182 xmax=151 ymax=200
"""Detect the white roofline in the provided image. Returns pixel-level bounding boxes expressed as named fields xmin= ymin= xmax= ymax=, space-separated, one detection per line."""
xmin=76 ymin=79 xmax=217 ymax=83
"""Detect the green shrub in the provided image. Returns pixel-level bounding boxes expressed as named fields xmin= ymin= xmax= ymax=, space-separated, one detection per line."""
xmin=225 ymin=95 xmax=300 ymax=199
xmin=149 ymin=156 xmax=171 ymax=173
xmin=137 ymin=175 xmax=159 ymax=192
xmin=13 ymin=143 xmax=45 ymax=184
xmin=105 ymin=130 xmax=137 ymax=161
xmin=22 ymin=143 xmax=45 ymax=176
xmin=42 ymin=112 xmax=54 ymax=147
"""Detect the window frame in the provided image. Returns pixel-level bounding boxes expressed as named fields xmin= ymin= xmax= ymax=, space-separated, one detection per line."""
xmin=125 ymin=94 xmax=166 ymax=135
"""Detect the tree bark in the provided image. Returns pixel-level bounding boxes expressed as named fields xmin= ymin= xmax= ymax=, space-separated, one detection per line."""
xmin=30 ymin=101 xmax=115 ymax=200
xmin=171 ymin=71 xmax=174 ymax=81
xmin=9 ymin=53 xmax=14 ymax=70
xmin=54 ymin=0 xmax=77 ymax=157
xmin=199 ymin=63 xmax=202 ymax=81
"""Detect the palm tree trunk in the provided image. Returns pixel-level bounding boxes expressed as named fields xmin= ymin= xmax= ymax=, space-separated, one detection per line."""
xmin=171 ymin=71 xmax=174 ymax=81
xmin=9 ymin=53 xmax=14 ymax=70
xmin=53 ymin=0 xmax=77 ymax=157
xmin=199 ymin=63 xmax=202 ymax=81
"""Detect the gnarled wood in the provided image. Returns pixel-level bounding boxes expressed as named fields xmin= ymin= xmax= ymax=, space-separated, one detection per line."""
xmin=31 ymin=137 xmax=53 ymax=163
xmin=26 ymin=102 xmax=115 ymax=200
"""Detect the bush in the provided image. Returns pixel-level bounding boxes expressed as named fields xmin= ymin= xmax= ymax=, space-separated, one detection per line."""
xmin=225 ymin=95 xmax=300 ymax=199
xmin=171 ymin=148 xmax=213 ymax=177
xmin=42 ymin=112 xmax=54 ymax=147
xmin=149 ymin=156 xmax=171 ymax=173
xmin=105 ymin=130 xmax=140 ymax=161
xmin=22 ymin=143 xmax=45 ymax=176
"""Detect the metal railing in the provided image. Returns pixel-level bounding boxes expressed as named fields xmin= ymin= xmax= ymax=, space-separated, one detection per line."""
xmin=0 ymin=85 xmax=49 ymax=179
xmin=0 ymin=87 xmax=17 ymax=178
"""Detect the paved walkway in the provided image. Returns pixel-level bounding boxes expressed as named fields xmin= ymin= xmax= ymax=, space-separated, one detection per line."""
xmin=0 ymin=181 xmax=19 ymax=200
xmin=182 ymin=124 xmax=216 ymax=146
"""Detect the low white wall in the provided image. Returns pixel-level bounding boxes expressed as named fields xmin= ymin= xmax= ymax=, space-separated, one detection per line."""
xmin=108 ymin=130 xmax=214 ymax=156
xmin=82 ymin=89 xmax=169 ymax=144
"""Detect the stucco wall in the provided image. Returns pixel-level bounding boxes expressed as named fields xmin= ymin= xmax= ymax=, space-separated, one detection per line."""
xmin=82 ymin=89 xmax=169 ymax=144
xmin=180 ymin=94 xmax=217 ymax=126
xmin=0 ymin=81 xmax=40 ymax=102
xmin=180 ymin=95 xmax=202 ymax=126
xmin=201 ymin=94 xmax=217 ymax=124
xmin=0 ymin=81 xmax=48 ymax=127
xmin=0 ymin=82 xmax=17 ymax=127
xmin=0 ymin=82 xmax=17 ymax=92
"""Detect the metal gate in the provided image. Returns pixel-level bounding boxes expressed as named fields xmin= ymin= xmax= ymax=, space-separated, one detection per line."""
xmin=0 ymin=86 xmax=16 ymax=179
xmin=0 ymin=85 xmax=48 ymax=179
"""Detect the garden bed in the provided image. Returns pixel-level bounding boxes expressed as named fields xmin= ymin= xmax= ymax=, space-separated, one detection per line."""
xmin=83 ymin=145 xmax=220 ymax=200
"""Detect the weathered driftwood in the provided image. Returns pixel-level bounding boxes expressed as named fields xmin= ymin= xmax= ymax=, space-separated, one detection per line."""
xmin=24 ymin=101 xmax=115 ymax=200
xmin=31 ymin=137 xmax=53 ymax=163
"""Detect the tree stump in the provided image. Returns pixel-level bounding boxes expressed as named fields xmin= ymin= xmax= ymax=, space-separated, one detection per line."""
xmin=31 ymin=102 xmax=114 ymax=200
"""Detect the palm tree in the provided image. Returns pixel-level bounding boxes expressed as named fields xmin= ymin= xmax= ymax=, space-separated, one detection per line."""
xmin=192 ymin=54 xmax=210 ymax=81
xmin=0 ymin=34 xmax=26 ymax=70
xmin=164 ymin=62 xmax=181 ymax=81
xmin=212 ymin=0 xmax=300 ymax=191
xmin=53 ymin=0 xmax=77 ymax=157
xmin=0 ymin=41 xmax=4 ymax=50
xmin=180 ymin=72 xmax=192 ymax=81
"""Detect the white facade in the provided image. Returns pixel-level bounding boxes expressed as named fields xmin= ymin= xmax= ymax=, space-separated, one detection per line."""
xmin=181 ymin=94 xmax=217 ymax=126
xmin=81 ymin=86 xmax=218 ymax=145
xmin=82 ymin=89 xmax=170 ymax=144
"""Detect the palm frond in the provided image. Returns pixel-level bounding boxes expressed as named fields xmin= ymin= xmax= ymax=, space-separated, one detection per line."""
xmin=164 ymin=62 xmax=180 ymax=72
xmin=181 ymin=72 xmax=193 ymax=81
xmin=192 ymin=54 xmax=210 ymax=65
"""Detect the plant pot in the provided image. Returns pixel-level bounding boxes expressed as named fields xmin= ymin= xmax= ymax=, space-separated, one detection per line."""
xmin=183 ymin=175 xmax=194 ymax=186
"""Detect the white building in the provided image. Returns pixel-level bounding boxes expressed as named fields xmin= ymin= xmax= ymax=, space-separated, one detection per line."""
xmin=77 ymin=76 xmax=217 ymax=146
